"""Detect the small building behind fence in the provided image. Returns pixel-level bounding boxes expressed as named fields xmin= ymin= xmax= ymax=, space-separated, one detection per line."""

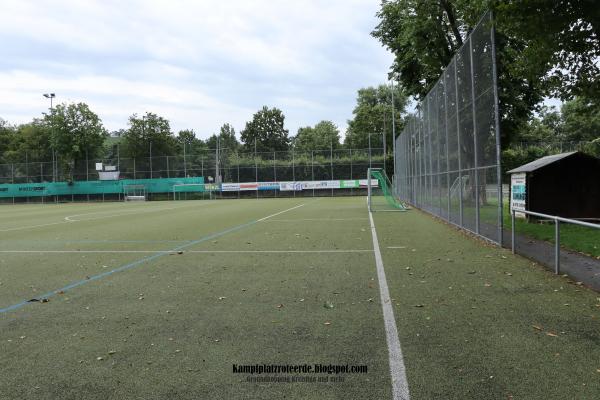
xmin=507 ymin=151 xmax=600 ymax=219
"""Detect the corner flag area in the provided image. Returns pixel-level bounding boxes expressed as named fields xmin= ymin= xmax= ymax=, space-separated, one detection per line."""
xmin=1 ymin=197 xmax=599 ymax=399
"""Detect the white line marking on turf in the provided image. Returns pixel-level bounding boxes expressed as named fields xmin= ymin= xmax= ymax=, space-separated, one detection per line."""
xmin=64 ymin=204 xmax=199 ymax=222
xmin=0 ymin=203 xmax=208 ymax=232
xmin=0 ymin=249 xmax=373 ymax=254
xmin=369 ymin=211 xmax=410 ymax=400
xmin=0 ymin=221 xmax=69 ymax=233
xmin=387 ymin=246 xmax=407 ymax=249
xmin=257 ymin=203 xmax=306 ymax=222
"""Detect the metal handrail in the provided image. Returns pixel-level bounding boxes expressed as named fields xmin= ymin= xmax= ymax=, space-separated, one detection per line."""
xmin=511 ymin=209 xmax=600 ymax=274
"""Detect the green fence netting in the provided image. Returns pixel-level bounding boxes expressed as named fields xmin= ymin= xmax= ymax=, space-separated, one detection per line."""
xmin=0 ymin=177 xmax=204 ymax=198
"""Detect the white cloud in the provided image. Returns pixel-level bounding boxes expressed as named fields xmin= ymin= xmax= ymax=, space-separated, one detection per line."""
xmin=0 ymin=0 xmax=394 ymax=139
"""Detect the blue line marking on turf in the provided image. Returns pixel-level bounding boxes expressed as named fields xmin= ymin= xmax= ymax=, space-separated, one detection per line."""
xmin=0 ymin=220 xmax=257 ymax=315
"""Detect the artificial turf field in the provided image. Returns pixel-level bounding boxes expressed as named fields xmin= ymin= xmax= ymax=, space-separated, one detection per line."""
xmin=0 ymin=197 xmax=599 ymax=399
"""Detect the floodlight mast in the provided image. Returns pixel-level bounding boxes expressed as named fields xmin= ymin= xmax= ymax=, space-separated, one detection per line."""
xmin=43 ymin=93 xmax=55 ymax=109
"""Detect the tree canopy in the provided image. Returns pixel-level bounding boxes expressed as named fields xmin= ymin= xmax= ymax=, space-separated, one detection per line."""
xmin=344 ymin=84 xmax=408 ymax=150
xmin=122 ymin=112 xmax=176 ymax=158
xmin=294 ymin=121 xmax=341 ymax=151
xmin=206 ymin=123 xmax=240 ymax=151
xmin=371 ymin=0 xmax=600 ymax=145
xmin=44 ymin=102 xmax=108 ymax=161
xmin=240 ymin=106 xmax=290 ymax=153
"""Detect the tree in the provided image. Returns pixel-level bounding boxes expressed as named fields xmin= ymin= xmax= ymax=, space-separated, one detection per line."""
xmin=293 ymin=121 xmax=341 ymax=151
xmin=206 ymin=123 xmax=240 ymax=152
xmin=122 ymin=112 xmax=176 ymax=158
xmin=344 ymin=84 xmax=408 ymax=150
xmin=43 ymin=102 xmax=108 ymax=177
xmin=10 ymin=121 xmax=54 ymax=163
xmin=0 ymin=119 xmax=16 ymax=163
xmin=560 ymin=97 xmax=600 ymax=143
xmin=372 ymin=0 xmax=600 ymax=145
xmin=240 ymin=106 xmax=290 ymax=152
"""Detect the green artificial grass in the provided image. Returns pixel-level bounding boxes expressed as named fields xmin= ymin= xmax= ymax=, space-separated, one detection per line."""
xmin=0 ymin=197 xmax=599 ymax=399
xmin=375 ymin=207 xmax=600 ymax=399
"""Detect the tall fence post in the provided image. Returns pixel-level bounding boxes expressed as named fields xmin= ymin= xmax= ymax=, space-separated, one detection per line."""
xmin=292 ymin=148 xmax=296 ymax=198
xmin=468 ymin=36 xmax=480 ymax=234
xmin=311 ymin=150 xmax=314 ymax=197
xmin=511 ymin=209 xmax=515 ymax=254
xmin=330 ymin=142 xmax=334 ymax=197
xmin=454 ymin=58 xmax=463 ymax=227
xmin=490 ymin=10 xmax=504 ymax=246
xmin=555 ymin=220 xmax=561 ymax=274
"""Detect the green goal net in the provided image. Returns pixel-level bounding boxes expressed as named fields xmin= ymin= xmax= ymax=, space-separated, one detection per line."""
xmin=368 ymin=168 xmax=408 ymax=212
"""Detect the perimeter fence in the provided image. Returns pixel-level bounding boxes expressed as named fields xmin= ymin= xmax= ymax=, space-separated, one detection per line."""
xmin=0 ymin=147 xmax=387 ymax=202
xmin=394 ymin=11 xmax=503 ymax=244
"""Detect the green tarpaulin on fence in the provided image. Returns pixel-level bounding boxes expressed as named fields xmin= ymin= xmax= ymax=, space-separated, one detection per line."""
xmin=0 ymin=177 xmax=204 ymax=198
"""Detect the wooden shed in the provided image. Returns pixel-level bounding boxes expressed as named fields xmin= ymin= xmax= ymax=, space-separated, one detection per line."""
xmin=507 ymin=151 xmax=600 ymax=219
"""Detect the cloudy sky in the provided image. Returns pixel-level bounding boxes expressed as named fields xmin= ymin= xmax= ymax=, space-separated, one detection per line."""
xmin=0 ymin=0 xmax=394 ymax=140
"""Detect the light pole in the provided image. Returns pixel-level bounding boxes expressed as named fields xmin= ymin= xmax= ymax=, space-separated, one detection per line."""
xmin=43 ymin=93 xmax=56 ymax=182
xmin=43 ymin=93 xmax=55 ymax=109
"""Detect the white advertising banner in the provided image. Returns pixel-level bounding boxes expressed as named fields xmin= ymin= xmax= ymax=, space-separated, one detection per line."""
xmin=98 ymin=171 xmax=119 ymax=180
xmin=510 ymin=173 xmax=526 ymax=218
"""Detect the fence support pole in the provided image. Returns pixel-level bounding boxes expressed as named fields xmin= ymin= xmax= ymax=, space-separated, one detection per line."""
xmin=311 ymin=150 xmax=314 ymax=197
xmin=490 ymin=10 xmax=504 ymax=245
xmin=555 ymin=220 xmax=560 ymax=274
xmin=511 ymin=209 xmax=515 ymax=254
xmin=292 ymin=148 xmax=295 ymax=198
xmin=468 ymin=36 xmax=480 ymax=234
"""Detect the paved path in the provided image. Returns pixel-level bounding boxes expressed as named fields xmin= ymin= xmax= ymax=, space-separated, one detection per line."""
xmin=502 ymin=230 xmax=600 ymax=291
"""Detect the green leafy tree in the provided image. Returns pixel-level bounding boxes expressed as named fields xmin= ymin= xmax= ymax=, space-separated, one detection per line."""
xmin=240 ymin=106 xmax=290 ymax=152
xmin=372 ymin=0 xmax=600 ymax=145
xmin=560 ymin=97 xmax=600 ymax=143
xmin=206 ymin=123 xmax=240 ymax=151
xmin=294 ymin=121 xmax=341 ymax=151
xmin=122 ymin=112 xmax=176 ymax=158
xmin=43 ymin=103 xmax=108 ymax=177
xmin=344 ymin=84 xmax=408 ymax=150
xmin=11 ymin=121 xmax=54 ymax=163
xmin=0 ymin=119 xmax=16 ymax=162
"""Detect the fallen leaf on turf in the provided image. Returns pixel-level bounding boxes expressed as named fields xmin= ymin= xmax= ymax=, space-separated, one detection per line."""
xmin=96 ymin=357 xmax=104 ymax=361
xmin=57 ymin=291 xmax=65 ymax=295
xmin=546 ymin=332 xmax=558 ymax=337
xmin=501 ymin=256 xmax=507 ymax=259
xmin=324 ymin=322 xmax=331 ymax=325
xmin=484 ymin=283 xmax=492 ymax=287
xmin=414 ymin=304 xmax=424 ymax=308
xmin=299 ymin=298 xmax=304 ymax=302
xmin=218 ymin=297 xmax=226 ymax=300
xmin=276 ymin=304 xmax=284 ymax=309
xmin=323 ymin=301 xmax=334 ymax=309
xmin=367 ymin=298 xmax=373 ymax=302
xmin=596 ymin=369 xmax=600 ymax=374
xmin=19 ymin=336 xmax=26 ymax=339
xmin=532 ymin=325 xmax=543 ymax=331
xmin=108 ymin=350 xmax=116 ymax=355
xmin=467 ymin=271 xmax=476 ymax=274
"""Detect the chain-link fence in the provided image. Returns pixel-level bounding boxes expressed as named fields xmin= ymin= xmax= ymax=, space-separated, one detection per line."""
xmin=394 ymin=11 xmax=503 ymax=244
xmin=0 ymin=147 xmax=387 ymax=201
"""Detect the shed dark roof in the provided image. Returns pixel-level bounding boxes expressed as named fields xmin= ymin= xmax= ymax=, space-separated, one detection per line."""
xmin=507 ymin=151 xmax=578 ymax=174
